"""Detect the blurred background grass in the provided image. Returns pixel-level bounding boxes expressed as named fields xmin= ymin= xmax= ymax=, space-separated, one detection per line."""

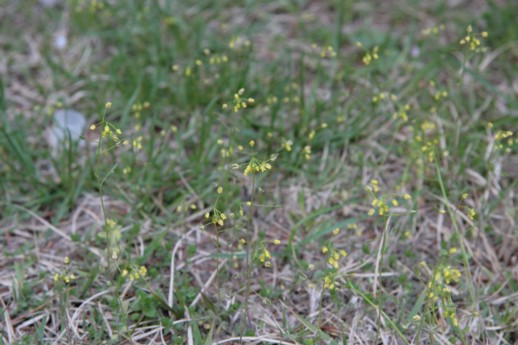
xmin=0 ymin=0 xmax=517 ymax=344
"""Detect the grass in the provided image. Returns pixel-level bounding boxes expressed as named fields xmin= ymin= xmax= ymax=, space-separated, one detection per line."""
xmin=1 ymin=0 xmax=517 ymax=344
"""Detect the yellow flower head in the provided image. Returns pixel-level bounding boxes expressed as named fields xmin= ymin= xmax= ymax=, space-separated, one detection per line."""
xmin=139 ymin=266 xmax=147 ymax=276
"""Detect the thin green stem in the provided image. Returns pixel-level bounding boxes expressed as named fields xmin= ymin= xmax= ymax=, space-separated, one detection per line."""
xmin=242 ymin=174 xmax=256 ymax=334
xmin=215 ymin=225 xmax=220 ymax=292
xmin=374 ymin=215 xmax=390 ymax=343
xmin=434 ymin=160 xmax=482 ymax=336
xmin=95 ymin=109 xmax=109 ymax=224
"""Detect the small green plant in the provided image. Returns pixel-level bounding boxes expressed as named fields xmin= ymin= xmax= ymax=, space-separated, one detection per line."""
xmin=1 ymin=2 xmax=516 ymax=344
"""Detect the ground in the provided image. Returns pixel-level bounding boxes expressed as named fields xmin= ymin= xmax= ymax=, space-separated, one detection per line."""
xmin=0 ymin=0 xmax=517 ymax=344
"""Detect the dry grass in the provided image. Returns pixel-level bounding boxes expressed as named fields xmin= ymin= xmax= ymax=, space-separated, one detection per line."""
xmin=1 ymin=0 xmax=517 ymax=344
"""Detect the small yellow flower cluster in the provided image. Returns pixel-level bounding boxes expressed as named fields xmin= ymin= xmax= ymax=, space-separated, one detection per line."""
xmin=392 ymin=104 xmax=411 ymax=123
xmin=372 ymin=92 xmax=397 ymax=103
xmin=75 ymin=0 xmax=106 ymax=13
xmin=209 ymin=54 xmax=229 ymax=65
xmin=323 ymin=273 xmax=336 ymax=290
xmin=281 ymin=139 xmax=293 ymax=152
xmin=163 ymin=16 xmax=175 ymax=26
xmin=420 ymin=121 xmax=436 ymax=133
xmin=220 ymin=145 xmax=235 ymax=158
xmin=494 ymin=130 xmax=514 ymax=153
xmin=53 ymin=272 xmax=76 ymax=284
xmin=434 ymin=90 xmax=448 ymax=102
xmin=266 ymin=96 xmax=278 ymax=106
xmin=205 ymin=209 xmax=227 ymax=226
xmin=321 ymin=245 xmax=347 ymax=269
xmin=132 ymin=136 xmax=143 ymax=150
xmin=222 ymin=88 xmax=255 ymax=112
xmin=467 ymin=207 xmax=477 ymax=221
xmin=257 ymin=244 xmax=272 ymax=268
xmin=40 ymin=102 xmax=63 ymax=116
xmin=411 ymin=118 xmax=440 ymax=166
xmin=368 ymin=197 xmax=390 ymax=216
xmin=243 ymin=156 xmax=272 ymax=176
xmin=303 ymin=146 xmax=311 ymax=160
xmin=442 ymin=265 xmax=461 ymax=284
xmin=228 ymin=36 xmax=251 ymax=50
xmin=426 ymin=264 xmax=462 ymax=327
xmin=231 ymin=254 xmax=240 ymax=269
xmin=366 ymin=180 xmax=410 ymax=216
xmin=237 ymin=238 xmax=247 ymax=250
xmin=176 ymin=202 xmax=198 ymax=213
xmin=98 ymin=219 xmax=122 ymax=260
xmin=356 ymin=42 xmax=379 ymax=65
xmin=421 ymin=24 xmax=445 ymax=36
xmin=365 ymin=179 xmax=380 ymax=193
xmin=102 ymin=124 xmax=121 ymax=139
xmin=219 ymin=141 xmax=246 ymax=158
xmin=90 ymin=109 xmax=128 ymax=148
xmin=347 ymin=223 xmax=360 ymax=235
xmin=131 ymin=101 xmax=151 ymax=120
xmin=305 ymin=123 xmax=328 ymax=143
xmin=459 ymin=25 xmax=488 ymax=52
xmin=94 ymin=122 xmax=124 ymax=144
xmin=311 ymin=44 xmax=337 ymax=58
xmin=495 ymin=130 xmax=513 ymax=141
xmin=336 ymin=114 xmax=346 ymax=123
xmin=443 ymin=310 xmax=459 ymax=327
xmin=121 ymin=265 xmax=147 ymax=282
xmin=53 ymin=256 xmax=76 ymax=284
xmin=417 ymin=136 xmax=439 ymax=163
xmin=282 ymin=83 xmax=301 ymax=104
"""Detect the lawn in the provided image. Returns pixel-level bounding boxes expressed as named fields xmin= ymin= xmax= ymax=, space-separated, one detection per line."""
xmin=0 ymin=0 xmax=517 ymax=344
